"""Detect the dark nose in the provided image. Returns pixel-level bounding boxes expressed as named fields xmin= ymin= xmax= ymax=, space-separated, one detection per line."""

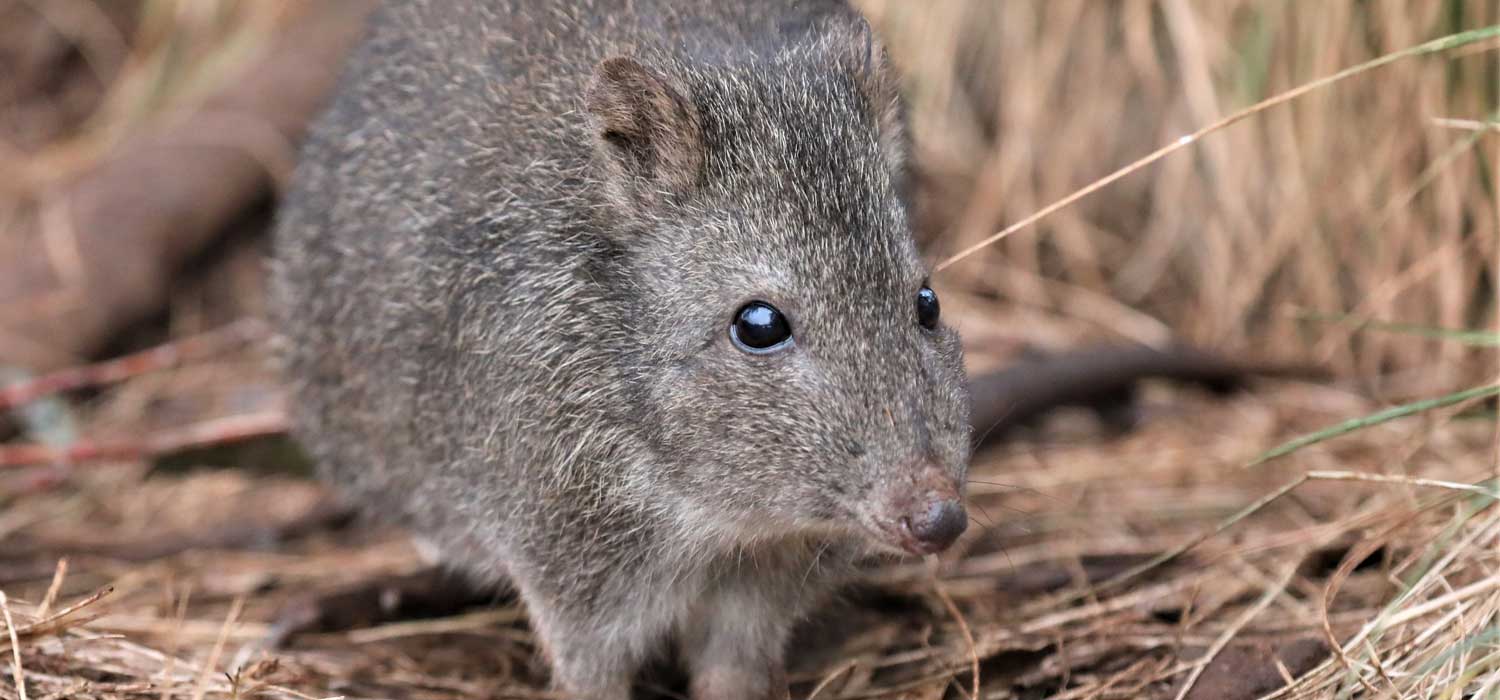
xmin=904 ymin=498 xmax=967 ymax=553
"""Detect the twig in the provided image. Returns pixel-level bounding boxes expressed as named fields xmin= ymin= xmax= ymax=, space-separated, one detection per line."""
xmin=260 ymin=687 xmax=346 ymax=700
xmin=190 ymin=596 xmax=244 ymax=700
xmin=0 ymin=411 xmax=288 ymax=468
xmin=934 ymin=25 xmax=1500 ymax=270
xmin=0 ymin=585 xmax=113 ymax=649
xmin=0 ymin=591 xmax=27 ymax=700
xmin=0 ymin=318 xmax=267 ymax=411
xmin=929 ymin=556 xmax=979 ymax=700
xmin=345 ymin=608 xmax=526 ymax=644
xmin=34 ymin=559 xmax=66 ymax=620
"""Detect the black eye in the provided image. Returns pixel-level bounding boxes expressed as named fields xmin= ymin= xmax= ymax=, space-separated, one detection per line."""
xmin=731 ymin=301 xmax=793 ymax=352
xmin=916 ymin=286 xmax=940 ymax=330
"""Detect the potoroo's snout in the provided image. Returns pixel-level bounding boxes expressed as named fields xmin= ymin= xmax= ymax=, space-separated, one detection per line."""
xmin=868 ymin=462 xmax=966 ymax=555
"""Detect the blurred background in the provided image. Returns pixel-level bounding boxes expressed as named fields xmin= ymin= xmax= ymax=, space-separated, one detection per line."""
xmin=4 ymin=1 xmax=1496 ymax=385
xmin=1 ymin=1 xmax=1497 ymax=698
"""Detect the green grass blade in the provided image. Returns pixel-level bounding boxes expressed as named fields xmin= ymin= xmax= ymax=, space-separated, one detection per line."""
xmin=1250 ymin=384 xmax=1500 ymax=466
xmin=1297 ymin=311 xmax=1500 ymax=346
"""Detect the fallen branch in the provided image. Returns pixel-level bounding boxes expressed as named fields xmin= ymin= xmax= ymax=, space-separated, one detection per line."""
xmin=0 ymin=0 xmax=375 ymax=372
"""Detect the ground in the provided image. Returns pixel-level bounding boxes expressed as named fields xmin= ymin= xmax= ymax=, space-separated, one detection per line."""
xmin=3 ymin=356 xmax=1494 ymax=698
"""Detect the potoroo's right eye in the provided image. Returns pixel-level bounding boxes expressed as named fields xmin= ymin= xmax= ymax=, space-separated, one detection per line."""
xmin=731 ymin=301 xmax=793 ymax=353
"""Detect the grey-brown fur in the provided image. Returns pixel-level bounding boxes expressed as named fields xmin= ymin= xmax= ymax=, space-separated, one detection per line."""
xmin=271 ymin=1 xmax=970 ymax=697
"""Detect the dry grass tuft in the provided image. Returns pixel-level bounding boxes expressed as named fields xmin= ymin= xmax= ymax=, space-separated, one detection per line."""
xmin=2 ymin=1 xmax=1499 ymax=699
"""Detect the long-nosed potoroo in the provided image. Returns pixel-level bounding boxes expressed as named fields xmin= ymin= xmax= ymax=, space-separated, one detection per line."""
xmin=271 ymin=1 xmax=1313 ymax=696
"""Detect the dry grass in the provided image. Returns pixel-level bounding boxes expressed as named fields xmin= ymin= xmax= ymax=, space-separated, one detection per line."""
xmin=2 ymin=373 xmax=1496 ymax=698
xmin=862 ymin=0 xmax=1499 ymax=383
xmin=3 ymin=1 xmax=1499 ymax=699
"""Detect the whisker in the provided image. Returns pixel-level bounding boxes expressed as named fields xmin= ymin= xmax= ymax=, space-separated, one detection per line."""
xmin=966 ymin=515 xmax=997 ymax=534
xmin=969 ymin=500 xmax=998 ymax=528
xmin=971 ymin=407 xmax=1019 ymax=448
xmin=995 ymin=541 xmax=1015 ymax=573
xmin=985 ymin=502 xmax=1038 ymax=517
xmin=965 ymin=480 xmax=1059 ymax=502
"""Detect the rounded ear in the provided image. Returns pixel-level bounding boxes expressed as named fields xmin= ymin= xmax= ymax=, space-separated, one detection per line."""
xmin=585 ymin=56 xmax=704 ymax=199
